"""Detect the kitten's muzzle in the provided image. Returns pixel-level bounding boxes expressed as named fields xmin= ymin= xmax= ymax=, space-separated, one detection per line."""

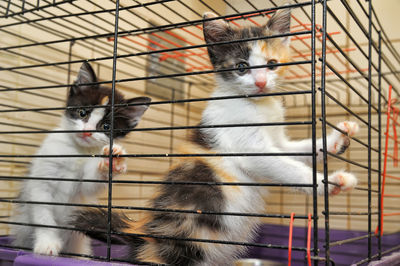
xmin=254 ymin=70 xmax=267 ymax=92
xmin=77 ymin=132 xmax=93 ymax=142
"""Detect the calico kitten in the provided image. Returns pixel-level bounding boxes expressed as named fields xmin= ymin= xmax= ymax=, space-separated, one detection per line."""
xmin=74 ymin=8 xmax=358 ymax=265
xmin=11 ymin=62 xmax=151 ymax=256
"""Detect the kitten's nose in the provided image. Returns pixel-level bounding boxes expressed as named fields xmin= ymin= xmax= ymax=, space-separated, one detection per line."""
xmin=82 ymin=132 xmax=92 ymax=137
xmin=255 ymin=80 xmax=266 ymax=89
xmin=255 ymin=71 xmax=267 ymax=89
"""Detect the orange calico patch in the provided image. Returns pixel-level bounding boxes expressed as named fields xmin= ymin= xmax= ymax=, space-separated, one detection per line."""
xmin=123 ymin=215 xmax=150 ymax=234
xmin=258 ymin=40 xmax=268 ymax=54
xmin=121 ymin=215 xmax=159 ymax=246
xmin=101 ymin=96 xmax=109 ymax=105
xmin=257 ymin=40 xmax=290 ymax=75
xmin=176 ymin=142 xmax=240 ymax=189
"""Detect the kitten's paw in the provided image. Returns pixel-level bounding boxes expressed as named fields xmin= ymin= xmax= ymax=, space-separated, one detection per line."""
xmin=337 ymin=121 xmax=359 ymax=137
xmin=34 ymin=237 xmax=62 ymax=256
xmin=328 ymin=121 xmax=359 ymax=155
xmin=98 ymin=144 xmax=127 ymax=175
xmin=328 ymin=171 xmax=358 ymax=195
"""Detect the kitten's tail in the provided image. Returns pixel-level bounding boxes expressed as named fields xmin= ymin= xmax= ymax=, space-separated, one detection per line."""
xmin=72 ymin=208 xmax=140 ymax=245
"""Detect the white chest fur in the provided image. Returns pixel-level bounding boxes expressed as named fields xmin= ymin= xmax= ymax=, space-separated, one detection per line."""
xmin=203 ymin=94 xmax=286 ymax=152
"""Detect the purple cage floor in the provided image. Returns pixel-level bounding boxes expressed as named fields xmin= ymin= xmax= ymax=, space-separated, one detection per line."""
xmin=0 ymin=238 xmax=130 ymax=266
xmin=1 ymin=224 xmax=399 ymax=265
xmin=246 ymin=224 xmax=400 ymax=266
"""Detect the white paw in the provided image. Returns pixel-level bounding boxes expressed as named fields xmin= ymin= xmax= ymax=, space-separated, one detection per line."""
xmin=98 ymin=144 xmax=127 ymax=175
xmin=328 ymin=121 xmax=359 ymax=155
xmin=328 ymin=171 xmax=358 ymax=195
xmin=337 ymin=121 xmax=359 ymax=137
xmin=34 ymin=236 xmax=62 ymax=256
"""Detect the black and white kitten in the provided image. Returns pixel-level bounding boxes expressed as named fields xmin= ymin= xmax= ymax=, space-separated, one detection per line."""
xmin=74 ymin=9 xmax=358 ymax=265
xmin=11 ymin=62 xmax=151 ymax=256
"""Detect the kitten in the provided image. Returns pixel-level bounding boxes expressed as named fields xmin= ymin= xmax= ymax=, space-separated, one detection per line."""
xmin=10 ymin=62 xmax=151 ymax=256
xmin=73 ymin=8 xmax=358 ymax=265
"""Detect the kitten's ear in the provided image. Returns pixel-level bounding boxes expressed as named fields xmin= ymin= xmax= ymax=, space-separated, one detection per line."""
xmin=71 ymin=62 xmax=97 ymax=95
xmin=202 ymin=12 xmax=231 ymax=44
xmin=126 ymin=97 xmax=152 ymax=128
xmin=266 ymin=7 xmax=291 ymax=46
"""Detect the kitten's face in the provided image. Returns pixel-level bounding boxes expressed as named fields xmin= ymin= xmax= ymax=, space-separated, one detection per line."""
xmin=203 ymin=9 xmax=291 ymax=95
xmin=64 ymin=62 xmax=151 ymax=148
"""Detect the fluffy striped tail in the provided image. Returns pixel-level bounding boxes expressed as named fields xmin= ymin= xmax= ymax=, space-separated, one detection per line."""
xmin=72 ymin=208 xmax=135 ymax=245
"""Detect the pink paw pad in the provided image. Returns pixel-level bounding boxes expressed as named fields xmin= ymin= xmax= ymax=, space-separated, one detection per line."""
xmin=338 ymin=121 xmax=359 ymax=137
xmin=34 ymin=237 xmax=62 ymax=256
xmin=330 ymin=121 xmax=359 ymax=155
xmin=329 ymin=171 xmax=357 ymax=196
xmin=330 ymin=175 xmax=344 ymax=195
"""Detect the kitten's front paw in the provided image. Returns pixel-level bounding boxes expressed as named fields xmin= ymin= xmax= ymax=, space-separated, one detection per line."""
xmin=328 ymin=171 xmax=357 ymax=195
xmin=98 ymin=144 xmax=127 ymax=176
xmin=34 ymin=236 xmax=62 ymax=256
xmin=328 ymin=121 xmax=359 ymax=155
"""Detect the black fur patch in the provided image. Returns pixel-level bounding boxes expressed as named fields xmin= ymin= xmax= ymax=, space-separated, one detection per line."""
xmin=337 ymin=137 xmax=350 ymax=155
xmin=72 ymin=208 xmax=130 ymax=244
xmin=152 ymin=160 xmax=226 ymax=231
xmin=154 ymin=238 xmax=205 ymax=265
xmin=139 ymin=160 xmax=226 ymax=264
xmin=72 ymin=208 xmax=147 ymax=264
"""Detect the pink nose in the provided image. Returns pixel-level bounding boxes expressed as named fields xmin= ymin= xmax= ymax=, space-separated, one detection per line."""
xmin=82 ymin=132 xmax=92 ymax=137
xmin=255 ymin=79 xmax=266 ymax=89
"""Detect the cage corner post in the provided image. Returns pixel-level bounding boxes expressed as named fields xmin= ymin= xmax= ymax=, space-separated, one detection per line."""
xmin=377 ymin=29 xmax=382 ymax=261
xmin=367 ymin=0 xmax=373 ymax=262
xmin=311 ymin=0 xmax=319 ymax=265
xmin=319 ymin=0 xmax=330 ymax=265
xmin=107 ymin=0 xmax=121 ymax=261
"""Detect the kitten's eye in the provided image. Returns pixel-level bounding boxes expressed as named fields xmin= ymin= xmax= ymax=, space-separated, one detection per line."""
xmin=77 ymin=109 xmax=87 ymax=118
xmin=236 ymin=62 xmax=249 ymax=75
xmin=267 ymin=59 xmax=278 ymax=70
xmin=102 ymin=123 xmax=110 ymax=131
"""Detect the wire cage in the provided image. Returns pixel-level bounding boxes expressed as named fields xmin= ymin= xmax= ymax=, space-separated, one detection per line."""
xmin=0 ymin=0 xmax=399 ymax=265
